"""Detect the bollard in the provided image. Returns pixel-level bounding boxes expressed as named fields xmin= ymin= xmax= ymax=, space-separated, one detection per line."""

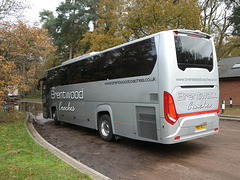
xmin=230 ymin=97 xmax=232 ymax=108
xmin=222 ymin=100 xmax=225 ymax=113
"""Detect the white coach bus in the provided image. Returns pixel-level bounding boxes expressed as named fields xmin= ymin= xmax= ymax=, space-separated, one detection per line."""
xmin=38 ymin=29 xmax=219 ymax=144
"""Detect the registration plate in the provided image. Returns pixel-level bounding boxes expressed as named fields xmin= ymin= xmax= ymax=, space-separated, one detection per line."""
xmin=195 ymin=124 xmax=206 ymax=131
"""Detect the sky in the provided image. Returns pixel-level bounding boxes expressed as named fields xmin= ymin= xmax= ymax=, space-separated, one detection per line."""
xmin=21 ymin=0 xmax=94 ymax=30
xmin=21 ymin=0 xmax=63 ymax=25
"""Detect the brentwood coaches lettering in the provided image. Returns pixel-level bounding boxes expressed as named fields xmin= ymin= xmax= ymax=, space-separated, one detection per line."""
xmin=177 ymin=92 xmax=218 ymax=101
xmin=177 ymin=91 xmax=218 ymax=111
xmin=51 ymin=88 xmax=84 ymax=100
xmin=50 ymin=89 xmax=83 ymax=112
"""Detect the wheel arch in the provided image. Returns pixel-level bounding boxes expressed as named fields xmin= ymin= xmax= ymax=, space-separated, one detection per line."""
xmin=50 ymin=103 xmax=58 ymax=119
xmin=96 ymin=104 xmax=115 ymax=134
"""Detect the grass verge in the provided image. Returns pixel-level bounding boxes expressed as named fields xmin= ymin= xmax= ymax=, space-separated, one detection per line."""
xmin=0 ymin=110 xmax=91 ymax=180
xmin=21 ymin=98 xmax=42 ymax=101
xmin=21 ymin=94 xmax=42 ymax=101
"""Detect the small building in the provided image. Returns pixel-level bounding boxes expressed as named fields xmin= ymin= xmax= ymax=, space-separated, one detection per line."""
xmin=218 ymin=56 xmax=240 ymax=106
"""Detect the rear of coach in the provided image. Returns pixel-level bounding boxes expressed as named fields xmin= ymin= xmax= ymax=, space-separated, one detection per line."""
xmin=159 ymin=30 xmax=219 ymax=144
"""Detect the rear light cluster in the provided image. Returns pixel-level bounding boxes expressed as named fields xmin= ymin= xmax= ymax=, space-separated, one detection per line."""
xmin=164 ymin=91 xmax=179 ymax=125
xmin=164 ymin=91 xmax=220 ymax=125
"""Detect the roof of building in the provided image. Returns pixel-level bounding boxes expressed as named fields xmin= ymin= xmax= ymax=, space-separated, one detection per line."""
xmin=218 ymin=56 xmax=240 ymax=79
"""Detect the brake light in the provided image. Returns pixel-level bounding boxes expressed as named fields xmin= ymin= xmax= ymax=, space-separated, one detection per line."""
xmin=164 ymin=91 xmax=178 ymax=125
xmin=187 ymin=34 xmax=202 ymax=39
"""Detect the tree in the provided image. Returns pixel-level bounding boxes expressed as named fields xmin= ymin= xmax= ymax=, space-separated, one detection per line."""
xmin=229 ymin=5 xmax=240 ymax=36
xmin=125 ymin=0 xmax=201 ymax=36
xmin=80 ymin=0 xmax=128 ymax=53
xmin=0 ymin=20 xmax=56 ymax=97
xmin=81 ymin=0 xmax=202 ymax=53
xmin=0 ymin=57 xmax=24 ymax=106
xmin=40 ymin=0 xmax=98 ymax=61
xmin=200 ymin=0 xmax=222 ymax=34
xmin=0 ymin=0 xmax=27 ymax=20
xmin=0 ymin=1 xmax=56 ymax=99
xmin=219 ymin=36 xmax=240 ymax=57
xmin=200 ymin=0 xmax=240 ymax=58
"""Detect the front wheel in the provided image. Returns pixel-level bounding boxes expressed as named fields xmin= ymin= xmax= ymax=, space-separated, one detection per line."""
xmin=98 ymin=114 xmax=114 ymax=142
xmin=52 ymin=109 xmax=60 ymax=125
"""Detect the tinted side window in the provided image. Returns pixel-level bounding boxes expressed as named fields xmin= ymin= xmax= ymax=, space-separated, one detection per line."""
xmin=46 ymin=37 xmax=157 ymax=88
xmin=99 ymin=37 xmax=157 ymax=80
xmin=80 ymin=56 xmax=98 ymax=83
xmin=98 ymin=48 xmax=122 ymax=80
xmin=121 ymin=38 xmax=157 ymax=77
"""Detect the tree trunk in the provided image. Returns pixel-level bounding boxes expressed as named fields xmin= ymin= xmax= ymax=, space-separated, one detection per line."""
xmin=22 ymin=62 xmax=25 ymax=98
xmin=69 ymin=43 xmax=73 ymax=60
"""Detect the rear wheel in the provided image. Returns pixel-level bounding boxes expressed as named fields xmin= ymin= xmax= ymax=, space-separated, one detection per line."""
xmin=52 ymin=109 xmax=60 ymax=125
xmin=98 ymin=114 xmax=114 ymax=142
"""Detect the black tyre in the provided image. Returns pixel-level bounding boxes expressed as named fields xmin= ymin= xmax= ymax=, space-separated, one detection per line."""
xmin=98 ymin=114 xmax=114 ymax=142
xmin=52 ymin=109 xmax=60 ymax=125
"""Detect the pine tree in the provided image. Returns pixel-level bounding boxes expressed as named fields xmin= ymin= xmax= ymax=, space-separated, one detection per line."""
xmin=40 ymin=0 xmax=99 ymax=61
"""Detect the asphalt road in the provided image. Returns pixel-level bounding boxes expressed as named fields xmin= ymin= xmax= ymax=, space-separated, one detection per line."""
xmin=34 ymin=117 xmax=240 ymax=180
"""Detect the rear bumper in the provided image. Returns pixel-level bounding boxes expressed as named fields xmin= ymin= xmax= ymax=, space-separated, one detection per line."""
xmin=161 ymin=113 xmax=219 ymax=144
xmin=163 ymin=128 xmax=219 ymax=144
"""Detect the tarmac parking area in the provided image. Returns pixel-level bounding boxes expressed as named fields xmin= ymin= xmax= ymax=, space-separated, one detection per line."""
xmin=34 ymin=117 xmax=240 ymax=180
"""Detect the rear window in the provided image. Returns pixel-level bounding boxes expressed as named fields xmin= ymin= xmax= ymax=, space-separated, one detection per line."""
xmin=174 ymin=35 xmax=213 ymax=71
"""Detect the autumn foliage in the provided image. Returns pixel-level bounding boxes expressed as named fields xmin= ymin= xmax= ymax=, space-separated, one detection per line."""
xmin=0 ymin=57 xmax=23 ymax=105
xmin=0 ymin=21 xmax=54 ymax=58
xmin=0 ymin=20 xmax=56 ymax=104
xmin=80 ymin=0 xmax=202 ymax=53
